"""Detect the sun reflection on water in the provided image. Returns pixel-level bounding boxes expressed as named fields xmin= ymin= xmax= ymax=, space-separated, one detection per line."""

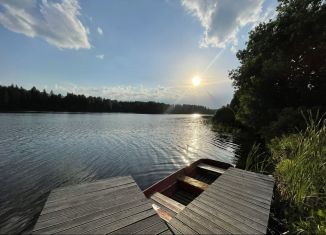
xmin=192 ymin=113 xmax=201 ymax=118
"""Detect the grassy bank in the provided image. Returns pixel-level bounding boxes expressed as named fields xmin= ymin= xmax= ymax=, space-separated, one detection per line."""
xmin=238 ymin=113 xmax=326 ymax=234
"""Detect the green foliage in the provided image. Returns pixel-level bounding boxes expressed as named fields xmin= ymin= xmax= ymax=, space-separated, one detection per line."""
xmin=261 ymin=107 xmax=306 ymax=140
xmin=229 ymin=0 xmax=326 ymax=132
xmin=269 ymin=113 xmax=326 ymax=234
xmin=222 ymin=0 xmax=326 ymax=233
xmin=0 ymin=84 xmax=214 ymax=114
xmin=244 ymin=142 xmax=272 ymax=174
xmin=213 ymin=106 xmax=235 ymax=124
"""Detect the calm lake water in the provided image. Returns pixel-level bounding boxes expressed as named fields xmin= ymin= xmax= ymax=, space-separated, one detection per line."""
xmin=0 ymin=113 xmax=239 ymax=233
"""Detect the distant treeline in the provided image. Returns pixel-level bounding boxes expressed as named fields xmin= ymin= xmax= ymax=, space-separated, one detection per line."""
xmin=0 ymin=85 xmax=214 ymax=114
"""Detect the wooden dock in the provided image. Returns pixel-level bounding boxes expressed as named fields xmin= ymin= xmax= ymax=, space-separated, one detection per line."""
xmin=167 ymin=168 xmax=274 ymax=234
xmin=32 ymin=176 xmax=171 ymax=234
xmin=33 ymin=167 xmax=274 ymax=234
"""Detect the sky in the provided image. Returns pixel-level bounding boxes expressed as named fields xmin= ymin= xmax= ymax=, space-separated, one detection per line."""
xmin=0 ymin=0 xmax=278 ymax=108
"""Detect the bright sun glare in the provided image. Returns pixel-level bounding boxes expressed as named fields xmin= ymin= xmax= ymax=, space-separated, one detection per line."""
xmin=192 ymin=76 xmax=201 ymax=87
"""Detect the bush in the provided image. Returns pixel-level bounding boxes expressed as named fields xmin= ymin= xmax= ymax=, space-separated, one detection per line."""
xmin=260 ymin=107 xmax=306 ymax=141
xmin=213 ymin=106 xmax=235 ymax=125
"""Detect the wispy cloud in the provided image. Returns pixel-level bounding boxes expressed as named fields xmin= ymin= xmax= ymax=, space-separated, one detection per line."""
xmin=256 ymin=6 xmax=277 ymax=26
xmin=96 ymin=54 xmax=104 ymax=60
xmin=181 ymin=0 xmax=264 ymax=48
xmin=97 ymin=27 xmax=103 ymax=35
xmin=0 ymin=0 xmax=91 ymax=49
xmin=52 ymin=84 xmax=183 ymax=102
xmin=230 ymin=45 xmax=237 ymax=54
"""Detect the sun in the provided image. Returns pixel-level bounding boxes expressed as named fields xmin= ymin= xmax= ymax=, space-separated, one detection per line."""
xmin=192 ymin=76 xmax=201 ymax=87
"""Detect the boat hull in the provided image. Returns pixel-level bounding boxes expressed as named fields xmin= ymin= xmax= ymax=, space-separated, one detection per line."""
xmin=143 ymin=158 xmax=233 ymax=198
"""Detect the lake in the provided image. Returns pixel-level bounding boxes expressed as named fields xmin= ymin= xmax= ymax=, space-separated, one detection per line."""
xmin=0 ymin=113 xmax=239 ymax=233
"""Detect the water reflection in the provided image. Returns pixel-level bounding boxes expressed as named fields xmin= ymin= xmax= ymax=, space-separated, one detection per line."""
xmin=0 ymin=113 xmax=239 ymax=233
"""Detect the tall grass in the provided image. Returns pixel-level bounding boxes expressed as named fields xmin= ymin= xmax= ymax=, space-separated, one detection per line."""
xmin=244 ymin=111 xmax=326 ymax=234
xmin=245 ymin=142 xmax=271 ymax=174
xmin=269 ymin=112 xmax=326 ymax=234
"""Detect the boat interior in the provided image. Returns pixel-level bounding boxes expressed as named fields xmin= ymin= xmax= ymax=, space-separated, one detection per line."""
xmin=143 ymin=159 xmax=233 ymax=222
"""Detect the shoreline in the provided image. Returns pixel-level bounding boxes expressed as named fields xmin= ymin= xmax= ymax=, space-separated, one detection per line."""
xmin=0 ymin=111 xmax=214 ymax=115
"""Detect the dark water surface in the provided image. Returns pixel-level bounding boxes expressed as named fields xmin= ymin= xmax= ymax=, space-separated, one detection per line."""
xmin=0 ymin=113 xmax=239 ymax=233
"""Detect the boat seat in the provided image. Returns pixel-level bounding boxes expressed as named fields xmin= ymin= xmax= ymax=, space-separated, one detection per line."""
xmin=151 ymin=203 xmax=174 ymax=222
xmin=150 ymin=192 xmax=185 ymax=214
xmin=197 ymin=163 xmax=226 ymax=174
xmin=177 ymin=175 xmax=209 ymax=191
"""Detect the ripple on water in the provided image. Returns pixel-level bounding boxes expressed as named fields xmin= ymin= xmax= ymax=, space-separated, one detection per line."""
xmin=0 ymin=113 xmax=239 ymax=233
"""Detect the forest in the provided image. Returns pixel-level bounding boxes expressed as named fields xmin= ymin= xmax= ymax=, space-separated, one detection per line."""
xmin=0 ymin=85 xmax=214 ymax=114
xmin=213 ymin=0 xmax=326 ymax=233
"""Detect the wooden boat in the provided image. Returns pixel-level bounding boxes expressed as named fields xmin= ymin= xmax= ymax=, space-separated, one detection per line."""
xmin=143 ymin=158 xmax=234 ymax=221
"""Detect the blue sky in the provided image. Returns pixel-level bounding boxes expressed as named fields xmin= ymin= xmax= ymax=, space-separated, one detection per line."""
xmin=0 ymin=0 xmax=277 ymax=108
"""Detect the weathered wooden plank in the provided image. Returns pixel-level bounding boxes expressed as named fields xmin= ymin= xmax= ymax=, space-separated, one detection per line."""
xmin=161 ymin=167 xmax=274 ymax=235
xmin=192 ymin=199 xmax=262 ymax=234
xmin=174 ymin=209 xmax=215 ymax=234
xmin=54 ymin=204 xmax=153 ymax=234
xmin=158 ymin=229 xmax=173 ymax=235
xmin=177 ymin=176 xmax=208 ymax=191
xmin=197 ymin=163 xmax=225 ymax=174
xmin=209 ymin=186 xmax=271 ymax=210
xmin=199 ymin=193 xmax=269 ymax=226
xmin=34 ymin=191 xmax=145 ymax=229
xmin=215 ymin=174 xmax=273 ymax=193
xmin=219 ymin=174 xmax=274 ymax=191
xmin=151 ymin=192 xmax=185 ymax=213
xmin=38 ymin=186 xmax=143 ymax=222
xmin=168 ymin=218 xmax=199 ymax=234
xmin=196 ymin=194 xmax=267 ymax=233
xmin=86 ymin=209 xmax=157 ymax=234
xmin=224 ymin=169 xmax=274 ymax=184
xmin=166 ymin=224 xmax=182 ymax=234
xmin=109 ymin=215 xmax=162 ymax=234
xmin=34 ymin=176 xmax=169 ymax=235
xmin=34 ymin=200 xmax=151 ymax=234
xmin=209 ymin=187 xmax=272 ymax=212
xmin=48 ymin=176 xmax=134 ymax=200
xmin=210 ymin=180 xmax=272 ymax=204
xmin=135 ymin=221 xmax=169 ymax=234
xmin=203 ymin=189 xmax=270 ymax=218
xmin=212 ymin=177 xmax=272 ymax=198
xmin=186 ymin=203 xmax=240 ymax=234
xmin=227 ymin=168 xmax=274 ymax=183
xmin=152 ymin=204 xmax=174 ymax=222
xmin=46 ymin=181 xmax=137 ymax=206
xmin=209 ymin=183 xmax=272 ymax=205
xmin=150 ymin=200 xmax=177 ymax=217
xmin=41 ymin=183 xmax=137 ymax=215
xmin=177 ymin=207 xmax=228 ymax=234
xmin=221 ymin=175 xmax=274 ymax=191
xmin=228 ymin=167 xmax=274 ymax=180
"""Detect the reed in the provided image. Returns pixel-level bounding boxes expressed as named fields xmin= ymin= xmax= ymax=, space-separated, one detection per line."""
xmin=270 ymin=111 xmax=326 ymax=234
xmin=245 ymin=111 xmax=326 ymax=233
xmin=245 ymin=142 xmax=271 ymax=174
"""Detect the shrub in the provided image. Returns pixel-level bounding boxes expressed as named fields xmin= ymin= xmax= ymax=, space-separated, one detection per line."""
xmin=213 ymin=106 xmax=235 ymax=125
xmin=260 ymin=107 xmax=306 ymax=141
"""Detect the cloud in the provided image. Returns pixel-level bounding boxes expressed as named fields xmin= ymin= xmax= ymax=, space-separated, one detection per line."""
xmin=256 ymin=6 xmax=277 ymax=25
xmin=52 ymin=84 xmax=183 ymax=102
xmin=181 ymin=0 xmax=264 ymax=48
xmin=0 ymin=0 xmax=91 ymax=49
xmin=230 ymin=45 xmax=237 ymax=54
xmin=96 ymin=54 xmax=104 ymax=60
xmin=97 ymin=27 xmax=103 ymax=35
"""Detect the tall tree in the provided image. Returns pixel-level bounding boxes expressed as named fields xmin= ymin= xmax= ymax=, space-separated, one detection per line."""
xmin=229 ymin=0 xmax=326 ymax=131
xmin=0 ymin=85 xmax=215 ymax=114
